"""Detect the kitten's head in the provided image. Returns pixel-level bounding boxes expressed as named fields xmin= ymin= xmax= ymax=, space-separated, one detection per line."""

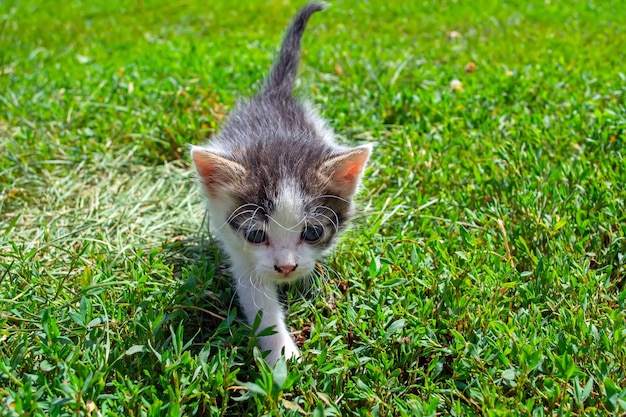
xmin=191 ymin=102 xmax=370 ymax=284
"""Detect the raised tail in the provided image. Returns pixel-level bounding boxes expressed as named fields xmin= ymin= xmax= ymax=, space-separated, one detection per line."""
xmin=263 ymin=2 xmax=326 ymax=97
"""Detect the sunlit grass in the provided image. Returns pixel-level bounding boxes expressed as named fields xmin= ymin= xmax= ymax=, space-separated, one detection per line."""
xmin=1 ymin=0 xmax=625 ymax=415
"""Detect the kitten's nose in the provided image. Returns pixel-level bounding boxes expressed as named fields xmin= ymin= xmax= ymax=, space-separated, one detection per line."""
xmin=274 ymin=264 xmax=298 ymax=276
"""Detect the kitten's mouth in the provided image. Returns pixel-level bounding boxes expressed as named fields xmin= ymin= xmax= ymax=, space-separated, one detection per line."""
xmin=274 ymin=264 xmax=298 ymax=276
xmin=271 ymin=268 xmax=308 ymax=283
xmin=275 ymin=272 xmax=303 ymax=281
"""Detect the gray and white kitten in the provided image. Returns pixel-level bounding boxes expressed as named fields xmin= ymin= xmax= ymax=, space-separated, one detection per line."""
xmin=191 ymin=3 xmax=370 ymax=365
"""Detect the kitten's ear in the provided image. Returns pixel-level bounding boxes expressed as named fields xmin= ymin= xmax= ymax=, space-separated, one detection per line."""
xmin=191 ymin=146 xmax=247 ymax=195
xmin=320 ymin=145 xmax=372 ymax=197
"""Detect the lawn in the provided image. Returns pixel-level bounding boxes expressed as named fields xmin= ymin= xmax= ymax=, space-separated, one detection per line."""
xmin=1 ymin=0 xmax=625 ymax=415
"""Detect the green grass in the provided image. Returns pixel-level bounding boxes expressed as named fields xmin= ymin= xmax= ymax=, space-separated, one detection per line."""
xmin=1 ymin=0 xmax=625 ymax=415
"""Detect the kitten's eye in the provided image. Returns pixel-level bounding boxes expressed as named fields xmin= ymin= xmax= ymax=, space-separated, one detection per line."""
xmin=302 ymin=225 xmax=324 ymax=243
xmin=246 ymin=229 xmax=267 ymax=244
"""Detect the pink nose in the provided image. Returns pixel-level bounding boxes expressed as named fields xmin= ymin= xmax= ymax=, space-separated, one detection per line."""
xmin=274 ymin=264 xmax=298 ymax=275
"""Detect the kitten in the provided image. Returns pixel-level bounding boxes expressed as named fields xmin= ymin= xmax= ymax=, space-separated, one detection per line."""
xmin=191 ymin=2 xmax=371 ymax=365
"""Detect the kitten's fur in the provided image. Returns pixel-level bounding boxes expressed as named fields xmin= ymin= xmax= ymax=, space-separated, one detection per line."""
xmin=191 ymin=3 xmax=370 ymax=365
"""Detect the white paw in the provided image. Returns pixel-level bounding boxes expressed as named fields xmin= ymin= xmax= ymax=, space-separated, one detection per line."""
xmin=262 ymin=335 xmax=300 ymax=365
xmin=283 ymin=340 xmax=301 ymax=362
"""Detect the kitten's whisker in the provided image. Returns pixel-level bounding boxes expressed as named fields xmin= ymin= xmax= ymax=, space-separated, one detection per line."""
xmin=237 ymin=220 xmax=256 ymax=249
xmin=299 ymin=273 xmax=320 ymax=300
xmin=266 ymin=214 xmax=307 ymax=232
xmin=237 ymin=206 xmax=265 ymax=250
xmin=309 ymin=194 xmax=351 ymax=204
xmin=219 ymin=213 xmax=253 ymax=233
xmin=237 ymin=271 xmax=266 ymax=312
xmin=251 ymin=205 xmax=264 ymax=219
xmin=227 ymin=203 xmax=261 ymax=218
xmin=237 ymin=217 xmax=256 ymax=234
xmin=309 ymin=211 xmax=339 ymax=232
xmin=248 ymin=275 xmax=264 ymax=311
xmin=229 ymin=206 xmax=262 ymax=225
xmin=236 ymin=268 xmax=256 ymax=290
xmin=312 ymin=204 xmax=340 ymax=224
xmin=316 ymin=263 xmax=340 ymax=288
xmin=308 ymin=204 xmax=340 ymax=228
xmin=307 ymin=217 xmax=326 ymax=234
xmin=217 ymin=202 xmax=264 ymax=232
xmin=227 ymin=208 xmax=260 ymax=222
xmin=250 ymin=273 xmax=281 ymax=308
xmin=223 ymin=203 xmax=258 ymax=216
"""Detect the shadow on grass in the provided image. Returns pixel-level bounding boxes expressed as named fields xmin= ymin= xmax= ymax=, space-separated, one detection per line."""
xmin=158 ymin=227 xmax=240 ymax=354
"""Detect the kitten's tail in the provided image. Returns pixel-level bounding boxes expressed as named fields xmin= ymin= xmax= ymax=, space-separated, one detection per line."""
xmin=263 ymin=2 xmax=326 ymax=97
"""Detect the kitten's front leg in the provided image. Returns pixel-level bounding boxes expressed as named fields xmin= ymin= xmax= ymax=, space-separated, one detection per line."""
xmin=233 ymin=270 xmax=299 ymax=365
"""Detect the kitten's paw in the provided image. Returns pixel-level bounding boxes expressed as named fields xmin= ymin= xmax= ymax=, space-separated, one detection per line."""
xmin=264 ymin=337 xmax=300 ymax=365
xmin=283 ymin=341 xmax=301 ymax=363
